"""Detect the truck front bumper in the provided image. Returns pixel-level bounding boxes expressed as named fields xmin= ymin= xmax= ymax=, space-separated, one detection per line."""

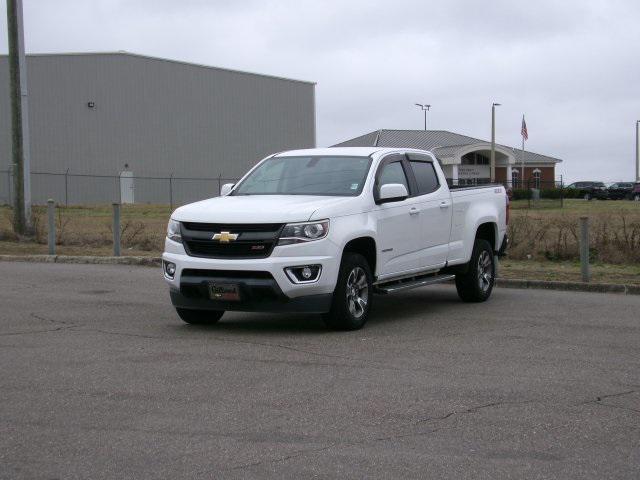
xmin=169 ymin=287 xmax=333 ymax=314
xmin=162 ymin=238 xmax=340 ymax=313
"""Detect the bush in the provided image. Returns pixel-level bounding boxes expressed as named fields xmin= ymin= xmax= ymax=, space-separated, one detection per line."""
xmin=511 ymin=189 xmax=532 ymax=200
xmin=540 ymin=189 xmax=563 ymax=199
xmin=511 ymin=188 xmax=577 ymax=200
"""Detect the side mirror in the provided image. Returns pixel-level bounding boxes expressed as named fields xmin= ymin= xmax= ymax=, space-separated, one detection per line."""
xmin=220 ymin=183 xmax=235 ymax=196
xmin=378 ymin=183 xmax=408 ymax=203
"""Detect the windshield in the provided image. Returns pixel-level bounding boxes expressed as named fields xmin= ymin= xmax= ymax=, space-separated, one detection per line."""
xmin=232 ymin=156 xmax=372 ymax=196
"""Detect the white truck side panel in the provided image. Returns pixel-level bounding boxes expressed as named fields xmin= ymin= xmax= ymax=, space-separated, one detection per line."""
xmin=448 ymin=187 xmax=506 ymax=265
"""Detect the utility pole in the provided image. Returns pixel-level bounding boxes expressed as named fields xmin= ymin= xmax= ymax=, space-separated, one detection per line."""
xmin=415 ymin=103 xmax=431 ymax=130
xmin=6 ymin=0 xmax=32 ymax=234
xmin=636 ymin=120 xmax=640 ymax=182
xmin=490 ymin=103 xmax=501 ymax=183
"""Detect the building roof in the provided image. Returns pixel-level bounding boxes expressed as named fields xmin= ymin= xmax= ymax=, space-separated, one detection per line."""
xmin=1 ymin=51 xmax=316 ymax=86
xmin=332 ymin=129 xmax=562 ymax=164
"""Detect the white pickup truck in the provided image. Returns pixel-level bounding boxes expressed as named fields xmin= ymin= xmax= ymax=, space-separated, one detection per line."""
xmin=163 ymin=147 xmax=508 ymax=330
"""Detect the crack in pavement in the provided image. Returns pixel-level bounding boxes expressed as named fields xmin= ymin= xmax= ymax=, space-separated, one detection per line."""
xmin=205 ymin=336 xmax=357 ymax=362
xmin=413 ymin=400 xmax=530 ymax=425
xmin=74 ymin=328 xmax=164 ymax=340
xmin=0 ymin=326 xmax=75 ymax=337
xmin=225 ymin=400 xmax=527 ymax=473
xmin=0 ymin=313 xmax=78 ymax=337
xmin=30 ymin=313 xmax=76 ymax=326
xmin=575 ymin=389 xmax=637 ymax=406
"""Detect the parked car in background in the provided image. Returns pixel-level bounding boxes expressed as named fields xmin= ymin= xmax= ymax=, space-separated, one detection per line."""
xmin=566 ymin=181 xmax=608 ymax=200
xmin=607 ymin=182 xmax=635 ymax=200
xmin=630 ymin=182 xmax=640 ymax=201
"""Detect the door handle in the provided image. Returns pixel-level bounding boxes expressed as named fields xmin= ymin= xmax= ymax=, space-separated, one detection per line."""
xmin=409 ymin=207 xmax=421 ymax=215
xmin=439 ymin=201 xmax=451 ymax=209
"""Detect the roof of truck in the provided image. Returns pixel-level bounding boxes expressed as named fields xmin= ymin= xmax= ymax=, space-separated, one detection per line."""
xmin=275 ymin=147 xmax=427 ymax=157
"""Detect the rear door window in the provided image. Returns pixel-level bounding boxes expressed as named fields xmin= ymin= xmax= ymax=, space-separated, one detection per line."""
xmin=409 ymin=161 xmax=439 ymax=195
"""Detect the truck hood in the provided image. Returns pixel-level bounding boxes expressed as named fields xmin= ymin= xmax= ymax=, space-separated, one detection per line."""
xmin=172 ymin=195 xmax=362 ymax=224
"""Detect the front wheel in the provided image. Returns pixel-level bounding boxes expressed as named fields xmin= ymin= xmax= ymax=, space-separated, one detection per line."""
xmin=455 ymin=239 xmax=495 ymax=302
xmin=176 ymin=308 xmax=224 ymax=325
xmin=322 ymin=253 xmax=373 ymax=330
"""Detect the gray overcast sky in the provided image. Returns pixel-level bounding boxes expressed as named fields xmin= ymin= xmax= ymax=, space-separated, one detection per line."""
xmin=1 ymin=0 xmax=639 ymax=182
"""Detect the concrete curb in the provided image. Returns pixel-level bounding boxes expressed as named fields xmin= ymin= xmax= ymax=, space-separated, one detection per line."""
xmin=496 ymin=278 xmax=640 ymax=295
xmin=0 ymin=254 xmax=161 ymax=267
xmin=1 ymin=254 xmax=638 ymax=295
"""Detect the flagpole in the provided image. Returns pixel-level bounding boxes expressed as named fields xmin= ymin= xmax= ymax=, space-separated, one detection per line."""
xmin=521 ymin=134 xmax=525 ymax=188
xmin=521 ymin=115 xmax=526 ymax=189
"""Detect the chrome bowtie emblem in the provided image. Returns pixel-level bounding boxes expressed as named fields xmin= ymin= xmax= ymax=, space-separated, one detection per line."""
xmin=212 ymin=231 xmax=238 ymax=243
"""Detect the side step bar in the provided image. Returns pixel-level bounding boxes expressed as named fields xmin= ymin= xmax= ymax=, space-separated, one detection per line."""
xmin=374 ymin=273 xmax=456 ymax=294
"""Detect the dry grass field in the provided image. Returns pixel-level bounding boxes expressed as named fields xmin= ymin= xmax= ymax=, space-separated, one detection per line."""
xmin=507 ymin=199 xmax=640 ymax=264
xmin=1 ymin=199 xmax=639 ymax=283
xmin=0 ymin=204 xmax=170 ymax=256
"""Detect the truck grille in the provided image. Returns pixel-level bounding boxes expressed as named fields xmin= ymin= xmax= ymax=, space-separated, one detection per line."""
xmin=180 ymin=223 xmax=284 ymax=259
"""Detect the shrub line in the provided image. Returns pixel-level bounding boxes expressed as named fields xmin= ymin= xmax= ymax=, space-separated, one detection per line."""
xmin=1 ymin=254 xmax=638 ymax=296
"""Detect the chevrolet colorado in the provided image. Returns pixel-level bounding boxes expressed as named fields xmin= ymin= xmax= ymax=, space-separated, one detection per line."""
xmin=163 ymin=147 xmax=509 ymax=330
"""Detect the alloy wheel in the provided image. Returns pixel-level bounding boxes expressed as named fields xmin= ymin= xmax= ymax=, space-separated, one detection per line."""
xmin=477 ymin=250 xmax=493 ymax=293
xmin=346 ymin=266 xmax=368 ymax=318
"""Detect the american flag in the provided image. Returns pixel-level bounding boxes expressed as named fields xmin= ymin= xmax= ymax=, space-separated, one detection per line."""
xmin=521 ymin=115 xmax=528 ymax=141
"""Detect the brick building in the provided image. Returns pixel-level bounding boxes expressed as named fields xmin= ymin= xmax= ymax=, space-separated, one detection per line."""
xmin=333 ymin=129 xmax=561 ymax=187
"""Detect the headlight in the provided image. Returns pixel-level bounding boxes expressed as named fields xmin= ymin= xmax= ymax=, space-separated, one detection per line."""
xmin=278 ymin=220 xmax=329 ymax=246
xmin=167 ymin=219 xmax=182 ymax=243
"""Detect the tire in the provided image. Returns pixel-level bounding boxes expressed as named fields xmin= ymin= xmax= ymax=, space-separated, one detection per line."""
xmin=584 ymin=193 xmax=591 ymax=201
xmin=176 ymin=308 xmax=224 ymax=325
xmin=322 ymin=252 xmax=373 ymax=331
xmin=455 ymin=239 xmax=495 ymax=303
xmin=635 ymin=194 xmax=640 ymax=202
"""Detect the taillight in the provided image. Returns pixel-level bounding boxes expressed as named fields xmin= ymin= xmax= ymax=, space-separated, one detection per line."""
xmin=505 ymin=195 xmax=510 ymax=225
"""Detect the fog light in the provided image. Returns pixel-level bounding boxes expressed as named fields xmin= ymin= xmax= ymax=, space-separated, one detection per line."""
xmin=285 ymin=265 xmax=322 ymax=284
xmin=164 ymin=261 xmax=176 ymax=279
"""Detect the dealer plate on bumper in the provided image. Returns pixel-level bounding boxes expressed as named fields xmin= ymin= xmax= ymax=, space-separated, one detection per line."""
xmin=208 ymin=283 xmax=240 ymax=301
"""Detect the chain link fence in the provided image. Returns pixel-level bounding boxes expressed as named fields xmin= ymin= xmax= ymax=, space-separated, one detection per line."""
xmin=0 ymin=170 xmax=240 ymax=208
xmin=0 ymin=169 xmax=568 ymax=209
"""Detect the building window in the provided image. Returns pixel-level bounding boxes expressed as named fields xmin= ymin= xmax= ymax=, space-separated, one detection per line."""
xmin=476 ymin=153 xmax=489 ymax=165
xmin=511 ymin=170 xmax=519 ymax=188
xmin=533 ymin=170 xmax=541 ymax=189
xmin=461 ymin=152 xmax=490 ymax=165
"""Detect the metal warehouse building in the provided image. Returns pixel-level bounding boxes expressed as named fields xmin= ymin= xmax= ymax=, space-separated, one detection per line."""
xmin=0 ymin=52 xmax=316 ymax=205
xmin=334 ymin=129 xmax=562 ymax=187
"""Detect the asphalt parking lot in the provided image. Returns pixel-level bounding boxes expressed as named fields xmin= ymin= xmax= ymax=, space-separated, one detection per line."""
xmin=1 ymin=261 xmax=639 ymax=479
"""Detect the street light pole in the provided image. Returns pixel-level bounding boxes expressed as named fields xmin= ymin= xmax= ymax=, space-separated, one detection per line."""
xmin=6 ymin=0 xmax=32 ymax=234
xmin=636 ymin=120 xmax=640 ymax=182
xmin=415 ymin=103 xmax=431 ymax=130
xmin=490 ymin=103 xmax=501 ymax=183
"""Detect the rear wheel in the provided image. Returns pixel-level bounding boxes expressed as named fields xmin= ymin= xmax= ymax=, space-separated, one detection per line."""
xmin=322 ymin=253 xmax=373 ymax=331
xmin=455 ymin=239 xmax=495 ymax=302
xmin=176 ymin=308 xmax=224 ymax=325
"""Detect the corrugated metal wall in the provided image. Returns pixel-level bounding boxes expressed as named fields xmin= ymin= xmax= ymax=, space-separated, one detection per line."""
xmin=0 ymin=52 xmax=315 ymax=204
